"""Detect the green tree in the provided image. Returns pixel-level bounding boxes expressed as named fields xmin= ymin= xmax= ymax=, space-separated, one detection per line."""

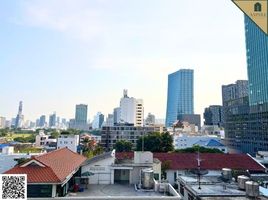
xmin=50 ymin=131 xmax=60 ymax=139
xmin=93 ymin=145 xmax=104 ymax=156
xmin=136 ymin=132 xmax=174 ymax=152
xmin=0 ymin=128 xmax=10 ymax=137
xmin=114 ymin=140 xmax=133 ymax=152
xmin=174 ymin=145 xmax=223 ymax=153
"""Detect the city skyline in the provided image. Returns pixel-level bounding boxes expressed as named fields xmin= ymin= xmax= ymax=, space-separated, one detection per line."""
xmin=0 ymin=0 xmax=248 ymax=121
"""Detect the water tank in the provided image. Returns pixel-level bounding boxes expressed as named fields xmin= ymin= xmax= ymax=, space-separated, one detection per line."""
xmin=238 ymin=175 xmax=250 ymax=190
xmin=222 ymin=168 xmax=232 ymax=181
xmin=141 ymin=168 xmax=154 ymax=189
xmin=245 ymin=181 xmax=259 ymax=197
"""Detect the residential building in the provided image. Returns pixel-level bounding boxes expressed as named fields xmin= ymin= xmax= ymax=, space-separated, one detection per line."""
xmin=4 ymin=148 xmax=86 ymax=198
xmin=145 ymin=113 xmax=156 ymax=126
xmin=203 ymin=105 xmax=223 ymax=127
xmin=49 ymin=112 xmax=56 ymax=128
xmin=113 ymin=107 xmax=121 ymax=124
xmin=0 ymin=146 xmax=44 ymax=174
xmin=119 ymin=90 xmax=144 ymax=127
xmin=166 ymin=69 xmax=194 ymax=127
xmin=173 ymin=134 xmax=227 ymax=153
xmin=0 ymin=116 xmax=6 ymax=128
xmin=57 ymin=134 xmax=80 ymax=153
xmin=15 ymin=101 xmax=24 ymax=128
xmin=100 ymin=124 xmax=158 ymax=151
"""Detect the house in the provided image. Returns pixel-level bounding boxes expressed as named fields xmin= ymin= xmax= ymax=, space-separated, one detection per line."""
xmin=57 ymin=134 xmax=79 ymax=152
xmin=4 ymin=147 xmax=86 ymax=198
xmin=81 ymin=151 xmax=161 ymax=185
xmin=116 ymin=152 xmax=266 ymax=185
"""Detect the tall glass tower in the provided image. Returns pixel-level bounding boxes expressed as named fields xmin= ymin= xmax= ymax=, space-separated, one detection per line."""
xmin=245 ymin=16 xmax=268 ymax=113
xmin=165 ymin=69 xmax=194 ymax=127
xmin=75 ymin=104 xmax=88 ymax=124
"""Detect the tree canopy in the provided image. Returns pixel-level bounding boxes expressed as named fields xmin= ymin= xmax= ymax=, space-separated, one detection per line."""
xmin=136 ymin=132 xmax=174 ymax=152
xmin=174 ymin=145 xmax=224 ymax=153
xmin=114 ymin=140 xmax=133 ymax=152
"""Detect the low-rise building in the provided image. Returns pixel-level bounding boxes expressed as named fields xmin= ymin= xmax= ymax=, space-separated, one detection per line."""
xmin=57 ymin=134 xmax=79 ymax=152
xmin=4 ymin=147 xmax=86 ymax=198
xmin=81 ymin=151 xmax=161 ymax=185
xmin=174 ymin=134 xmax=227 ymax=152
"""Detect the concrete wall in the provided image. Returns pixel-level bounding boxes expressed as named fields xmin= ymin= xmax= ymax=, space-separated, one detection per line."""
xmin=82 ymin=156 xmax=115 ymax=184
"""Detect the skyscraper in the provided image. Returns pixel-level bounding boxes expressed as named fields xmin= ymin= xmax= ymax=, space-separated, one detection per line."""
xmin=39 ymin=115 xmax=46 ymax=127
xmin=15 ymin=101 xmax=24 ymax=128
xmin=49 ymin=112 xmax=56 ymax=128
xmin=119 ymin=90 xmax=144 ymax=126
xmin=75 ymin=104 xmax=88 ymax=124
xmin=113 ymin=107 xmax=121 ymax=124
xmin=245 ymin=16 xmax=268 ymax=113
xmin=165 ymin=69 xmax=194 ymax=127
xmin=203 ymin=105 xmax=223 ymax=126
xmin=224 ymin=16 xmax=268 ymax=155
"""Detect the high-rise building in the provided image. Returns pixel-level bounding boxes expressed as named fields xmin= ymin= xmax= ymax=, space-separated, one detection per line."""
xmin=145 ymin=113 xmax=156 ymax=126
xmin=69 ymin=104 xmax=89 ymax=130
xmin=245 ymin=16 xmax=268 ymax=113
xmin=222 ymin=80 xmax=249 ymax=107
xmin=92 ymin=112 xmax=104 ymax=129
xmin=224 ymin=16 xmax=268 ymax=155
xmin=39 ymin=115 xmax=46 ymax=127
xmin=203 ymin=105 xmax=223 ymax=127
xmin=75 ymin=104 xmax=88 ymax=124
xmin=105 ymin=114 xmax=114 ymax=126
xmin=49 ymin=112 xmax=56 ymax=128
xmin=15 ymin=101 xmax=24 ymax=128
xmin=113 ymin=107 xmax=121 ymax=124
xmin=165 ymin=69 xmax=194 ymax=127
xmin=119 ymin=90 xmax=144 ymax=126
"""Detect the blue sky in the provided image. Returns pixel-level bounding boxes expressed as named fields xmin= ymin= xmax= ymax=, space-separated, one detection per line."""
xmin=0 ymin=0 xmax=247 ymax=121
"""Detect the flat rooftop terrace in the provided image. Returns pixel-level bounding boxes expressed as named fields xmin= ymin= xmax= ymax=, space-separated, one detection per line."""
xmin=63 ymin=184 xmax=180 ymax=200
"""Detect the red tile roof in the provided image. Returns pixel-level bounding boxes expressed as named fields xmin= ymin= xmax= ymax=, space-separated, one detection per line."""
xmin=116 ymin=152 xmax=265 ymax=172
xmin=5 ymin=147 xmax=87 ymax=183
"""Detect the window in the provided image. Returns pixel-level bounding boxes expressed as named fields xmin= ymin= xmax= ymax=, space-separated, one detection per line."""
xmin=180 ymin=184 xmax=184 ymax=196
xmin=174 ymin=172 xmax=177 ymax=182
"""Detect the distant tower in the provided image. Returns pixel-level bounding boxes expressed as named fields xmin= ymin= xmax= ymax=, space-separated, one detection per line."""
xmin=15 ymin=101 xmax=23 ymax=128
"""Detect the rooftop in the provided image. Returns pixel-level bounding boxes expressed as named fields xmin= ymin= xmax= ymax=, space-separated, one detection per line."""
xmin=116 ymin=152 xmax=265 ymax=171
xmin=66 ymin=184 xmax=178 ymax=199
xmin=5 ymin=147 xmax=87 ymax=183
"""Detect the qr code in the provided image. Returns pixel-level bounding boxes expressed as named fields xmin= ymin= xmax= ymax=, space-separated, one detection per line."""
xmin=0 ymin=174 xmax=27 ymax=200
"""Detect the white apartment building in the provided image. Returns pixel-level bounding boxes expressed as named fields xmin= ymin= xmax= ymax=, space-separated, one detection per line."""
xmin=119 ymin=90 xmax=144 ymax=126
xmin=57 ymin=134 xmax=79 ymax=152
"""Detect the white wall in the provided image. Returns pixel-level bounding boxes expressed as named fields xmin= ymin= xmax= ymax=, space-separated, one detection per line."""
xmin=57 ymin=135 xmax=79 ymax=152
xmin=81 ymin=156 xmax=115 ymax=184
